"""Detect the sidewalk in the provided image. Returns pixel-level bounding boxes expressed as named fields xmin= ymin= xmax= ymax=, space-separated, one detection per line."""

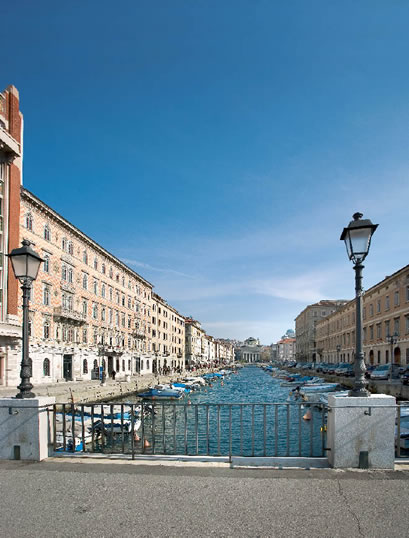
xmin=1 ymin=459 xmax=409 ymax=537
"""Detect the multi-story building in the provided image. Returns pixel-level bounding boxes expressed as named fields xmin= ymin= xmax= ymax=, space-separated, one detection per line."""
xmin=16 ymin=188 xmax=155 ymax=386
xmin=277 ymin=336 xmax=296 ymax=363
xmin=316 ymin=264 xmax=409 ymax=365
xmin=151 ymin=292 xmax=185 ymax=373
xmin=295 ymin=300 xmax=348 ymax=363
xmin=184 ymin=318 xmax=206 ymax=367
xmin=0 ymin=85 xmax=24 ymax=386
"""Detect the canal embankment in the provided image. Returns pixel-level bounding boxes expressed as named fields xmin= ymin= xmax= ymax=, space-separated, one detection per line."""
xmin=296 ymin=368 xmax=409 ymax=400
xmin=0 ymin=369 xmax=214 ymax=404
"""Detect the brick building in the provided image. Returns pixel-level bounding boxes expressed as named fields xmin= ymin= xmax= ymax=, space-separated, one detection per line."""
xmin=0 ymin=85 xmax=24 ymax=386
xmin=17 ymin=188 xmax=155 ymax=385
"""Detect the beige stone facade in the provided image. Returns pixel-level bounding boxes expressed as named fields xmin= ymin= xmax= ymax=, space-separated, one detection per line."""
xmin=295 ymin=300 xmax=348 ymax=362
xmin=316 ymin=264 xmax=409 ymax=365
xmin=151 ymin=292 xmax=185 ymax=373
xmin=17 ymin=188 xmax=155 ymax=385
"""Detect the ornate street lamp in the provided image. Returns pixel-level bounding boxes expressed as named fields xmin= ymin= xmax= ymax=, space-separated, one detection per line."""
xmin=386 ymin=332 xmax=398 ymax=382
xmin=340 ymin=213 xmax=378 ymax=397
xmin=8 ymin=239 xmax=44 ymax=398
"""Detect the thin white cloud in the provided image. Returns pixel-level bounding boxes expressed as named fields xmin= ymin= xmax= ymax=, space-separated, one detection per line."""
xmin=121 ymin=258 xmax=196 ymax=279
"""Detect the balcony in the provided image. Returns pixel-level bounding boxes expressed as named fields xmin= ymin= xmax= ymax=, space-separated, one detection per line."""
xmin=53 ymin=306 xmax=86 ymax=325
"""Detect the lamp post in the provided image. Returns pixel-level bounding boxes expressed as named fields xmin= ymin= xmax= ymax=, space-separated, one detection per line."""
xmin=8 ymin=240 xmax=44 ymax=398
xmin=386 ymin=332 xmax=398 ymax=382
xmin=341 ymin=213 xmax=378 ymax=397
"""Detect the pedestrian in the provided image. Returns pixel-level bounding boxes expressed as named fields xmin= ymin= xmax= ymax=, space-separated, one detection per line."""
xmin=111 ymin=370 xmax=116 ymax=381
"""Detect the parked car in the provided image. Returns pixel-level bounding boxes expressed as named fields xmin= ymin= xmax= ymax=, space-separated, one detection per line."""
xmin=327 ymin=363 xmax=341 ymax=375
xmin=365 ymin=365 xmax=377 ymax=378
xmin=370 ymin=364 xmax=401 ymax=380
xmin=401 ymin=368 xmax=409 ymax=385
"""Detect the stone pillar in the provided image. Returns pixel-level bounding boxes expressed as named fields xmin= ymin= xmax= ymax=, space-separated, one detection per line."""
xmin=0 ymin=397 xmax=55 ymax=461
xmin=327 ymin=394 xmax=395 ymax=469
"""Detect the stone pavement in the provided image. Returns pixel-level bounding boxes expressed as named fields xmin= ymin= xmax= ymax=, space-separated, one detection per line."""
xmin=1 ymin=458 xmax=409 ymax=538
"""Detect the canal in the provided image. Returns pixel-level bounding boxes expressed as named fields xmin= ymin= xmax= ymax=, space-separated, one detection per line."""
xmin=103 ymin=365 xmax=326 ymax=458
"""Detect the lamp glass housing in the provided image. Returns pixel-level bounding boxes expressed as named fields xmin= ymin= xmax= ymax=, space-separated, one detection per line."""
xmin=9 ymin=241 xmax=44 ymax=282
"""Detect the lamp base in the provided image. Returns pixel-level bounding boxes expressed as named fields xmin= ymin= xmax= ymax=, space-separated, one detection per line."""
xmin=349 ymin=388 xmax=370 ymax=398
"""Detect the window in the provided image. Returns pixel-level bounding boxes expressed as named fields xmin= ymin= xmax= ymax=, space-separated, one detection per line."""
xmin=82 ymin=299 xmax=88 ymax=317
xmin=109 ymin=287 xmax=113 ymax=301
xmin=83 ymin=328 xmax=88 ymax=343
xmin=44 ymin=224 xmax=51 ymax=241
xmin=122 ymin=276 xmax=125 ymax=287
xmin=62 ymin=237 xmax=67 ymax=251
xmin=93 ymin=328 xmax=98 ymax=344
xmin=369 ymin=304 xmax=374 ymax=317
xmin=385 ymin=295 xmax=390 ymax=310
xmin=68 ymin=241 xmax=74 ymax=255
xmin=377 ymin=350 xmax=381 ymax=364
xmin=363 ymin=307 xmax=366 ymax=320
xmin=102 ymin=263 xmax=106 ymax=274
xmin=43 ymin=255 xmax=49 ymax=273
xmin=394 ymin=291 xmax=400 ymax=307
xmin=92 ymin=303 xmax=98 ymax=320
xmin=385 ymin=320 xmax=390 ymax=337
xmin=406 ymin=316 xmax=409 ymax=334
xmin=43 ymin=320 xmax=50 ymax=339
xmin=62 ymin=264 xmax=67 ymax=281
xmin=25 ymin=213 xmax=33 ymax=230
xmin=101 ymin=284 xmax=106 ymax=298
xmin=109 ymin=308 xmax=113 ymax=324
xmin=101 ymin=308 xmax=106 ymax=321
xmin=121 ymin=313 xmax=125 ymax=327
xmin=377 ymin=299 xmax=381 ymax=313
xmin=128 ymin=297 xmax=131 ymax=309
xmin=93 ymin=279 xmax=98 ymax=295
xmin=394 ymin=318 xmax=400 ymax=336
xmin=376 ymin=324 xmax=381 ymax=339
xmin=94 ymin=257 xmax=98 ymax=270
xmin=122 ymin=295 xmax=125 ymax=306
xmin=43 ymin=358 xmax=50 ymax=377
xmin=109 ymin=267 xmax=113 ymax=278
xmin=43 ymin=285 xmax=50 ymax=306
xmin=68 ymin=267 xmax=73 ymax=283
xmin=406 ymin=348 xmax=409 ymax=365
xmin=83 ymin=250 xmax=88 ymax=264
xmin=83 ymin=359 xmax=88 ymax=374
xmin=82 ymin=273 xmax=88 ymax=290
xmin=369 ymin=325 xmax=374 ymax=340
xmin=386 ymin=349 xmax=389 ymax=363
xmin=407 ymin=286 xmax=409 ymax=302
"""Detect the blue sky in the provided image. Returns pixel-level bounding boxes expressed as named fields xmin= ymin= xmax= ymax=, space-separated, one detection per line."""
xmin=2 ymin=1 xmax=409 ymax=343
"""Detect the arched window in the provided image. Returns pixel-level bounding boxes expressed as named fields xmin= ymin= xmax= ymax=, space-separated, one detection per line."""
xmin=43 ymin=358 xmax=50 ymax=376
xmin=83 ymin=359 xmax=88 ymax=374
xmin=25 ymin=213 xmax=33 ymax=230
xmin=93 ymin=359 xmax=98 ymax=370
xmin=44 ymin=224 xmax=51 ymax=241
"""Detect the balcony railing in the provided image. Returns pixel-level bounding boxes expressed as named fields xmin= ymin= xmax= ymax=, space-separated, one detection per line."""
xmin=53 ymin=306 xmax=87 ymax=324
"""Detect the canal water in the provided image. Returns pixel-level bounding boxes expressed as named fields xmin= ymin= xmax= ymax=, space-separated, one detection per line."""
xmin=105 ymin=365 xmax=326 ymax=457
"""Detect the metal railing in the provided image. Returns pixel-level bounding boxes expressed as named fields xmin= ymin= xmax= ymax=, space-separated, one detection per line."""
xmin=52 ymin=402 xmax=327 ymax=460
xmin=396 ymin=402 xmax=409 ymax=458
